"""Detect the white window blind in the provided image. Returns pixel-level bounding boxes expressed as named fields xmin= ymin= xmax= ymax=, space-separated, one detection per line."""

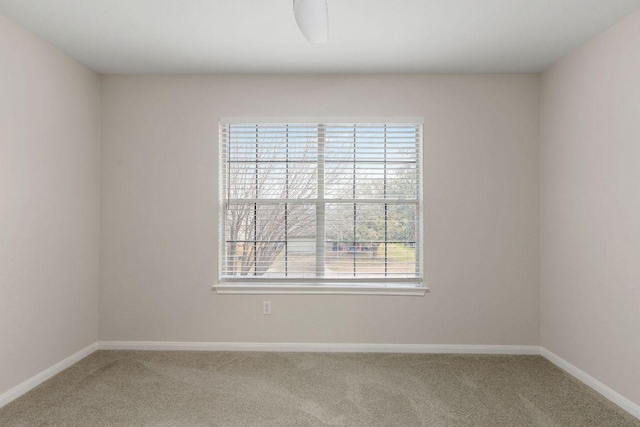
xmin=217 ymin=119 xmax=424 ymax=294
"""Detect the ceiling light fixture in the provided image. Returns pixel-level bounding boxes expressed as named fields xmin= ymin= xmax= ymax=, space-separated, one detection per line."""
xmin=293 ymin=0 xmax=329 ymax=44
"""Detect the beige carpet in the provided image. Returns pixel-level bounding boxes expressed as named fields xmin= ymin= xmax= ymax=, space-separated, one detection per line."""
xmin=0 ymin=351 xmax=637 ymax=426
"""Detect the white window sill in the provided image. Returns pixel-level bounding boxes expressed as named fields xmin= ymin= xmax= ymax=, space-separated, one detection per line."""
xmin=212 ymin=284 xmax=429 ymax=296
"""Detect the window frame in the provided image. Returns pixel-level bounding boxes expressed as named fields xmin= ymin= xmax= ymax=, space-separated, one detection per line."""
xmin=214 ymin=117 xmax=428 ymax=296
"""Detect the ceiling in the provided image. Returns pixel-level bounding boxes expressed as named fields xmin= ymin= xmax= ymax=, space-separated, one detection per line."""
xmin=1 ymin=0 xmax=639 ymax=74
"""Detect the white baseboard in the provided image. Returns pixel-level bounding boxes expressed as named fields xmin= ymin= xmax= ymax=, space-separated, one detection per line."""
xmin=98 ymin=340 xmax=540 ymax=354
xmin=0 ymin=342 xmax=99 ymax=409
xmin=539 ymin=348 xmax=640 ymax=420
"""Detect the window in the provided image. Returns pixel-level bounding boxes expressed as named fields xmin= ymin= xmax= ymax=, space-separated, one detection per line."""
xmin=215 ymin=118 xmax=426 ymax=295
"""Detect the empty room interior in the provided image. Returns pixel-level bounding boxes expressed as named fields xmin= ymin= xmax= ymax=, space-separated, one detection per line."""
xmin=1 ymin=1 xmax=639 ymax=425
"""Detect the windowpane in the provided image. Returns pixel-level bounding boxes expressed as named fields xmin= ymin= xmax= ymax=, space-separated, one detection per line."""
xmin=227 ymin=162 xmax=256 ymax=199
xmin=220 ymin=121 xmax=422 ymax=285
xmin=224 ymin=203 xmax=315 ymax=277
xmin=386 ymin=243 xmax=417 ymax=277
xmin=386 ymin=164 xmax=418 ymax=199
xmin=325 ymin=203 xmax=354 ymax=242
xmin=387 ymin=204 xmax=417 ymax=242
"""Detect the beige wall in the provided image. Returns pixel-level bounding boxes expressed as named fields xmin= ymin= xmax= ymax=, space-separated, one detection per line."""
xmin=100 ymin=74 xmax=540 ymax=345
xmin=541 ymin=10 xmax=640 ymax=406
xmin=0 ymin=16 xmax=101 ymax=396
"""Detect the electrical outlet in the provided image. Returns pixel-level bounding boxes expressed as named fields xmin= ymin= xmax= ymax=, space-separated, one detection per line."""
xmin=263 ymin=300 xmax=271 ymax=315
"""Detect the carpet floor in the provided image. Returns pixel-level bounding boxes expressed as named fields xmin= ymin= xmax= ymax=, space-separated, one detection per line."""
xmin=0 ymin=351 xmax=638 ymax=426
